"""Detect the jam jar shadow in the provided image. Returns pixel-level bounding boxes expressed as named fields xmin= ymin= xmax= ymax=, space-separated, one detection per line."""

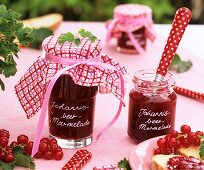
xmin=48 ymin=75 xmax=98 ymax=148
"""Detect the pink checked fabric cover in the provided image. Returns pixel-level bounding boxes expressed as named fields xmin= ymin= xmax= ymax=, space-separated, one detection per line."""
xmin=108 ymin=4 xmax=155 ymax=41
xmin=15 ymin=35 xmax=128 ymax=119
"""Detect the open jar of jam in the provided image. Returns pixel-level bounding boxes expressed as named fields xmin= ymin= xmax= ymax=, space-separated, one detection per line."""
xmin=49 ymin=75 xmax=98 ymax=148
xmin=128 ymin=69 xmax=177 ymax=143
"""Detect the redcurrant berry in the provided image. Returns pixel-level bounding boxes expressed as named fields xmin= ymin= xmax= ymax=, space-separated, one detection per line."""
xmin=157 ymin=138 xmax=166 ymax=148
xmin=34 ymin=151 xmax=43 ymax=159
xmin=24 ymin=141 xmax=33 ymax=155
xmin=195 ymin=131 xmax=204 ymax=137
xmin=187 ymin=132 xmax=197 ymax=144
xmin=180 ymin=125 xmax=191 ymax=134
xmin=44 ymin=151 xmax=53 ymax=160
xmin=4 ymin=154 xmax=14 ymax=163
xmin=170 ymin=130 xmax=178 ymax=138
xmin=167 ymin=138 xmax=177 ymax=148
xmin=49 ymin=138 xmax=57 ymax=145
xmin=40 ymin=138 xmax=49 ymax=143
xmin=39 ymin=142 xmax=48 ymax=152
xmin=0 ymin=132 xmax=10 ymax=139
xmin=50 ymin=143 xmax=58 ymax=152
xmin=154 ymin=148 xmax=162 ymax=155
xmin=0 ymin=137 xmax=9 ymax=147
xmin=10 ymin=141 xmax=19 ymax=148
xmin=54 ymin=151 xmax=63 ymax=160
xmin=17 ymin=134 xmax=29 ymax=145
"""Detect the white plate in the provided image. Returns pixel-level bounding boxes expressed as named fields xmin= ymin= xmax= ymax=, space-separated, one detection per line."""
xmin=129 ymin=136 xmax=163 ymax=170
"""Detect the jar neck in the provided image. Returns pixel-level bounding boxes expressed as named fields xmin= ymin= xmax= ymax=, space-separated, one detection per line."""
xmin=133 ymin=69 xmax=175 ymax=96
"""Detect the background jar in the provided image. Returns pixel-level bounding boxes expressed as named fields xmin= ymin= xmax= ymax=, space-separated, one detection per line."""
xmin=127 ymin=69 xmax=177 ymax=143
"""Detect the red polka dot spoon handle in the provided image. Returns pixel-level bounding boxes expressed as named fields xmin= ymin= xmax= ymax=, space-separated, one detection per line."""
xmin=155 ymin=7 xmax=192 ymax=81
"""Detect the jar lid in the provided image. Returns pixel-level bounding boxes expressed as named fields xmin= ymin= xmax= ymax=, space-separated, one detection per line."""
xmin=42 ymin=34 xmax=102 ymax=59
xmin=114 ymin=4 xmax=152 ymax=19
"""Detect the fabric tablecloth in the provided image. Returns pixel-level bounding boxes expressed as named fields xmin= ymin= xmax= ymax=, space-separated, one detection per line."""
xmin=0 ymin=22 xmax=204 ymax=170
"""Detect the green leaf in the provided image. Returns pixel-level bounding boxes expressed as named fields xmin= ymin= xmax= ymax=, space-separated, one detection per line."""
xmin=200 ymin=140 xmax=204 ymax=159
xmin=0 ymin=5 xmax=33 ymax=90
xmin=169 ymin=53 xmax=192 ymax=73
xmin=15 ymin=154 xmax=35 ymax=169
xmin=30 ymin=27 xmax=53 ymax=49
xmin=16 ymin=27 xmax=33 ymax=46
xmin=200 ymin=136 xmax=204 ymax=139
xmin=78 ymin=29 xmax=86 ymax=37
xmin=74 ymin=38 xmax=81 ymax=46
xmin=12 ymin=146 xmax=24 ymax=155
xmin=176 ymin=60 xmax=192 ymax=73
xmin=0 ymin=160 xmax=15 ymax=170
xmin=0 ymin=78 xmax=5 ymax=91
xmin=58 ymin=32 xmax=75 ymax=44
xmin=78 ymin=29 xmax=97 ymax=42
xmin=117 ymin=158 xmax=131 ymax=170
xmin=3 ymin=64 xmax=17 ymax=77
xmin=170 ymin=53 xmax=181 ymax=69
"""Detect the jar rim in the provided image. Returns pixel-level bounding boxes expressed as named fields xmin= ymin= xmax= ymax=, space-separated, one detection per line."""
xmin=133 ymin=69 xmax=175 ymax=90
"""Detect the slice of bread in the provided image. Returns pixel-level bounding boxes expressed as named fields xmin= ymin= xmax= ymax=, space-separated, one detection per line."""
xmin=20 ymin=13 xmax=63 ymax=31
xmin=177 ymin=146 xmax=201 ymax=159
xmin=151 ymin=146 xmax=202 ymax=170
xmin=151 ymin=154 xmax=180 ymax=170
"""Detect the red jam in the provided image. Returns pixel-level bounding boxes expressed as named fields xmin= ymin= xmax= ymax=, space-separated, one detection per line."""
xmin=167 ymin=156 xmax=204 ymax=170
xmin=48 ymin=75 xmax=98 ymax=141
xmin=127 ymin=70 xmax=177 ymax=143
xmin=117 ymin=27 xmax=146 ymax=53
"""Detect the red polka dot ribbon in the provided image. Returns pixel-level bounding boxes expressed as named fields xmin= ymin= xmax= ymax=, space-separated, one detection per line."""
xmin=62 ymin=149 xmax=92 ymax=170
xmin=174 ymin=86 xmax=204 ymax=101
xmin=156 ymin=7 xmax=192 ymax=80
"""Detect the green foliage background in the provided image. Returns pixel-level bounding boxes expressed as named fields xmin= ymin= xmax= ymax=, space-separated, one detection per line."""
xmin=0 ymin=0 xmax=190 ymax=23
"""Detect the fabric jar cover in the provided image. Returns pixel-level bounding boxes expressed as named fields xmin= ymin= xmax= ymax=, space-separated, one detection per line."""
xmin=15 ymin=34 xmax=128 ymax=156
xmin=106 ymin=4 xmax=156 ymax=54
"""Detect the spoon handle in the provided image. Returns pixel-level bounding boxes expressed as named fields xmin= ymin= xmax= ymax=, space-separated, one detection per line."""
xmin=155 ymin=7 xmax=192 ymax=81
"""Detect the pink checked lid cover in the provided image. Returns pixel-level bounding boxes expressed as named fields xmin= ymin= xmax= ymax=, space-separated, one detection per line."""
xmin=108 ymin=4 xmax=155 ymax=41
xmin=15 ymin=34 xmax=128 ymax=119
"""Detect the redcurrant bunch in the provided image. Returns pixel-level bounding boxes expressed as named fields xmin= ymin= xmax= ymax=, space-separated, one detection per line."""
xmin=0 ymin=128 xmax=64 ymax=162
xmin=0 ymin=129 xmax=14 ymax=163
xmin=154 ymin=125 xmax=203 ymax=155
xmin=11 ymin=135 xmax=63 ymax=160
xmin=35 ymin=138 xmax=63 ymax=160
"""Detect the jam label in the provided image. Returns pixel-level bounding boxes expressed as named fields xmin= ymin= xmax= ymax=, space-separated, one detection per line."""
xmin=138 ymin=108 xmax=171 ymax=131
xmin=49 ymin=98 xmax=95 ymax=139
xmin=50 ymin=101 xmax=90 ymax=128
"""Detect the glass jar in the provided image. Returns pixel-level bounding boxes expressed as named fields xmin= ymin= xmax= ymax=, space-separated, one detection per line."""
xmin=117 ymin=27 xmax=146 ymax=54
xmin=48 ymin=74 xmax=98 ymax=148
xmin=127 ymin=69 xmax=177 ymax=143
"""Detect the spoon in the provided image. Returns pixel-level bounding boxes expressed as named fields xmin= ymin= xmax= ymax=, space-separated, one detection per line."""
xmin=155 ymin=7 xmax=192 ymax=82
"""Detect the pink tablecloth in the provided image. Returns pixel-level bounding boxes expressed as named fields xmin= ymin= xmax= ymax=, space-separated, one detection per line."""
xmin=0 ymin=22 xmax=204 ymax=170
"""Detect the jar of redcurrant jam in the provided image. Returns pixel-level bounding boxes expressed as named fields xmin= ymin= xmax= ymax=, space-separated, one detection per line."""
xmin=106 ymin=4 xmax=155 ymax=54
xmin=128 ymin=69 xmax=177 ymax=143
xmin=48 ymin=75 xmax=98 ymax=148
